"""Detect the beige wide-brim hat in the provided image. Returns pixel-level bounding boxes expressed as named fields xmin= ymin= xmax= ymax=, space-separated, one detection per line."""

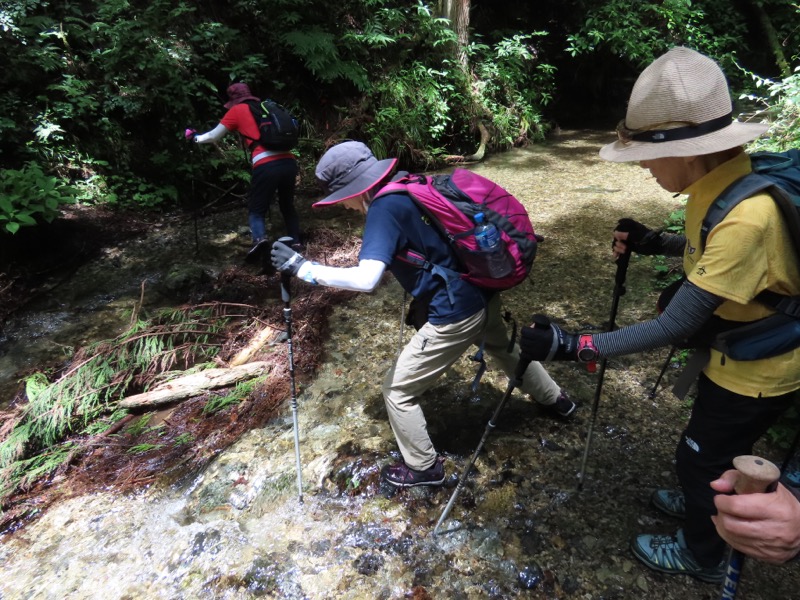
xmin=600 ymin=47 xmax=769 ymax=162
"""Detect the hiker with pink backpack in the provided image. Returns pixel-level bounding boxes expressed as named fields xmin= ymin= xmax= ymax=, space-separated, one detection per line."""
xmin=270 ymin=140 xmax=575 ymax=488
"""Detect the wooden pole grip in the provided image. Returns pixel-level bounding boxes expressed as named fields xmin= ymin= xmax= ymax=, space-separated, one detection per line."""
xmin=731 ymin=455 xmax=780 ymax=495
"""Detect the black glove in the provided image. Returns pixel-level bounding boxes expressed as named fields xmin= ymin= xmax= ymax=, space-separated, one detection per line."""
xmin=271 ymin=239 xmax=308 ymax=276
xmin=519 ymin=315 xmax=598 ymax=363
xmin=614 ymin=218 xmax=663 ymax=255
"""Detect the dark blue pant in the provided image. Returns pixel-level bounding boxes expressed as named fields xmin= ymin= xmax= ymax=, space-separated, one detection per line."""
xmin=249 ymin=158 xmax=300 ymax=243
xmin=677 ymin=373 xmax=793 ymax=566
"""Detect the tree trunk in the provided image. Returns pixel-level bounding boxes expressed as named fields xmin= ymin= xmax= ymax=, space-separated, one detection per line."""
xmin=748 ymin=0 xmax=791 ymax=77
xmin=229 ymin=324 xmax=283 ymax=366
xmin=438 ymin=0 xmax=470 ymax=70
xmin=119 ymin=362 xmax=269 ymax=408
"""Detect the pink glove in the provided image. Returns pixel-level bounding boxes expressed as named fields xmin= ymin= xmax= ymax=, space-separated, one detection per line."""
xmin=184 ymin=128 xmax=197 ymax=141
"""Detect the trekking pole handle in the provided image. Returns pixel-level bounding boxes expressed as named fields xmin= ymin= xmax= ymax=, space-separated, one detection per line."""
xmin=719 ymin=455 xmax=780 ymax=600
xmin=730 ymin=455 xmax=780 ymax=495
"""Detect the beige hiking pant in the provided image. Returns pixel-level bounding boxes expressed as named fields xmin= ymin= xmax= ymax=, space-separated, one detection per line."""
xmin=382 ymin=294 xmax=561 ymax=471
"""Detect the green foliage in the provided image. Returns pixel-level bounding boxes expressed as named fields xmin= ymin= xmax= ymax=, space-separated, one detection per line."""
xmin=647 ymin=199 xmax=687 ymax=286
xmin=743 ymin=67 xmax=800 ymax=152
xmin=125 ymin=414 xmax=154 ymax=437
xmin=0 ymin=162 xmax=77 ymax=234
xmin=203 ymin=376 xmax=265 ymax=415
xmin=0 ymin=304 xmax=231 ymax=507
xmin=127 ymin=443 xmax=164 ymax=455
xmin=2 ymin=0 xmax=797 ymax=219
xmin=470 ymin=32 xmax=556 ymax=146
xmin=565 ymin=0 xmax=744 ymax=69
xmin=173 ymin=432 xmax=195 ymax=446
xmin=765 ymin=400 xmax=800 ymax=451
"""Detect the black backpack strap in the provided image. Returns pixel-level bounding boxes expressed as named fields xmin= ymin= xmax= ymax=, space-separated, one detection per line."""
xmin=700 ymin=173 xmax=775 ymax=248
xmin=752 ymin=185 xmax=800 ymax=317
xmin=702 ymin=174 xmax=800 ymax=318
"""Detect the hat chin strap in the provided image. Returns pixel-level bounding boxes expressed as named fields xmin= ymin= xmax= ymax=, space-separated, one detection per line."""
xmin=629 ymin=112 xmax=732 ymax=143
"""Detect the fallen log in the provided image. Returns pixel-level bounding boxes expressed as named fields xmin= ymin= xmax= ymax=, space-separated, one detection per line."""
xmin=229 ymin=324 xmax=282 ymax=366
xmin=119 ymin=361 xmax=269 ymax=409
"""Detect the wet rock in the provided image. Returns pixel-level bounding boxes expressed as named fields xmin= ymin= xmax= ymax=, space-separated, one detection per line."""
xmin=473 ymin=529 xmax=503 ymax=560
xmin=353 ymin=551 xmax=384 ymax=575
xmin=518 ymin=563 xmax=544 ymax=589
xmin=158 ymin=265 xmax=211 ymax=300
xmin=243 ymin=557 xmax=278 ymax=596
xmin=190 ymin=529 xmax=221 ymax=556
xmin=540 ymin=437 xmax=564 ymax=451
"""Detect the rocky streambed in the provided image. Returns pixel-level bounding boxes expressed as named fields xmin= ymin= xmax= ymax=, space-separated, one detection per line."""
xmin=1 ymin=131 xmax=797 ymax=599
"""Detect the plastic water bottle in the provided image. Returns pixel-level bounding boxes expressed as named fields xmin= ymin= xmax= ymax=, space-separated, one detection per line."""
xmin=474 ymin=212 xmax=511 ymax=277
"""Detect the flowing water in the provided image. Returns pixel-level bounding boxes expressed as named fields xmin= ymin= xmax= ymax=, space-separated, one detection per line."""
xmin=1 ymin=131 xmax=796 ymax=599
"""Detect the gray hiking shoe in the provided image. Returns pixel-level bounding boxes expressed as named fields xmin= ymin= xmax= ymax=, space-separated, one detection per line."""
xmin=631 ymin=528 xmax=725 ymax=584
xmin=651 ymin=489 xmax=686 ymax=518
xmin=545 ymin=390 xmax=576 ymax=418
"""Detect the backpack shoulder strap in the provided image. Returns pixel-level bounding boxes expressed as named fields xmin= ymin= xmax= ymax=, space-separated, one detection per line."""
xmin=700 ymin=173 xmax=775 ymax=249
xmin=373 ymin=173 xmax=423 ymax=198
xmin=702 ymin=171 xmax=800 ymax=317
xmin=755 ymin=184 xmax=800 ymax=317
xmin=238 ymin=100 xmax=262 ymax=147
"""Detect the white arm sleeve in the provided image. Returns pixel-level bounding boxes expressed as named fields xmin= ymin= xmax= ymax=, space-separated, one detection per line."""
xmin=297 ymin=259 xmax=386 ymax=292
xmin=195 ymin=124 xmax=229 ymax=144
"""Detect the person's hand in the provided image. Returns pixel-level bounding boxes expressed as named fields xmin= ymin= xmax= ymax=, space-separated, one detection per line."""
xmin=711 ymin=470 xmax=800 ymax=564
xmin=519 ymin=315 xmax=597 ymax=363
xmin=613 ymin=218 xmax=662 ymax=257
xmin=184 ymin=128 xmax=198 ymax=141
xmin=271 ymin=240 xmax=308 ymax=276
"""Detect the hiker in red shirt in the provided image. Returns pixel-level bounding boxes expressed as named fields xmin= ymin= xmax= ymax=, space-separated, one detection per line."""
xmin=188 ymin=83 xmax=301 ymax=268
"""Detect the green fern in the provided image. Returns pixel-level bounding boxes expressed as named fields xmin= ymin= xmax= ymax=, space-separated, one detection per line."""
xmin=0 ymin=303 xmax=236 ymax=506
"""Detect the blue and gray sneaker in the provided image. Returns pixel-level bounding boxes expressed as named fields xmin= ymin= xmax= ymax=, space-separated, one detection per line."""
xmin=630 ymin=528 xmax=725 ymax=584
xmin=651 ymin=489 xmax=686 ymax=518
xmin=381 ymin=457 xmax=445 ymax=488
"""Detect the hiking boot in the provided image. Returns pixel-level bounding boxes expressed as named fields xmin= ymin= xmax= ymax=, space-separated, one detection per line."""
xmin=245 ymin=237 xmax=270 ymax=264
xmin=544 ymin=390 xmax=576 ymax=418
xmin=651 ymin=489 xmax=686 ymax=518
xmin=381 ymin=458 xmax=445 ymax=488
xmin=630 ymin=528 xmax=725 ymax=584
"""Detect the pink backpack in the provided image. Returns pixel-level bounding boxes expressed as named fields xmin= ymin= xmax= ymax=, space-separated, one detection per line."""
xmin=374 ymin=169 xmax=541 ymax=291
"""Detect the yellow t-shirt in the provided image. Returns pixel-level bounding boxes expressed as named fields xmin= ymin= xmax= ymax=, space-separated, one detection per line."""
xmin=683 ymin=152 xmax=800 ymax=397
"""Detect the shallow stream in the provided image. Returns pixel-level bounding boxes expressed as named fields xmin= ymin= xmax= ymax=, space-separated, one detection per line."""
xmin=1 ymin=131 xmax=796 ymax=599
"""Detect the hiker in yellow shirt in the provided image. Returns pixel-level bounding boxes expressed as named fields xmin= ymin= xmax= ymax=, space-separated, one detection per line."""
xmin=518 ymin=46 xmax=800 ymax=584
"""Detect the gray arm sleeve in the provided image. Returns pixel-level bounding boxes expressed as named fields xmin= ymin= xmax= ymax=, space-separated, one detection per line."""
xmin=592 ymin=279 xmax=724 ymax=357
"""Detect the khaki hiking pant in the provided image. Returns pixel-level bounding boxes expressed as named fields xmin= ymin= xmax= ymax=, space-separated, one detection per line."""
xmin=382 ymin=294 xmax=561 ymax=471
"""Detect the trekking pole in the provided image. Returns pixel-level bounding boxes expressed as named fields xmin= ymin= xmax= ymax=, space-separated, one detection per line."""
xmin=648 ymin=346 xmax=676 ymax=398
xmin=577 ymin=249 xmax=631 ymax=491
xmin=719 ymin=455 xmax=781 ymax=600
xmin=192 ymin=173 xmax=199 ymax=252
xmin=186 ymin=137 xmax=200 ymax=253
xmin=433 ymin=357 xmax=531 ymax=535
xmin=278 ymin=240 xmax=303 ymax=504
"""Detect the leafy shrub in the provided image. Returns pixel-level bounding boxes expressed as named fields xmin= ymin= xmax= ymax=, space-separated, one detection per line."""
xmin=743 ymin=66 xmax=800 ymax=153
xmin=470 ymin=32 xmax=556 ymax=147
xmin=0 ymin=162 xmax=76 ymax=234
